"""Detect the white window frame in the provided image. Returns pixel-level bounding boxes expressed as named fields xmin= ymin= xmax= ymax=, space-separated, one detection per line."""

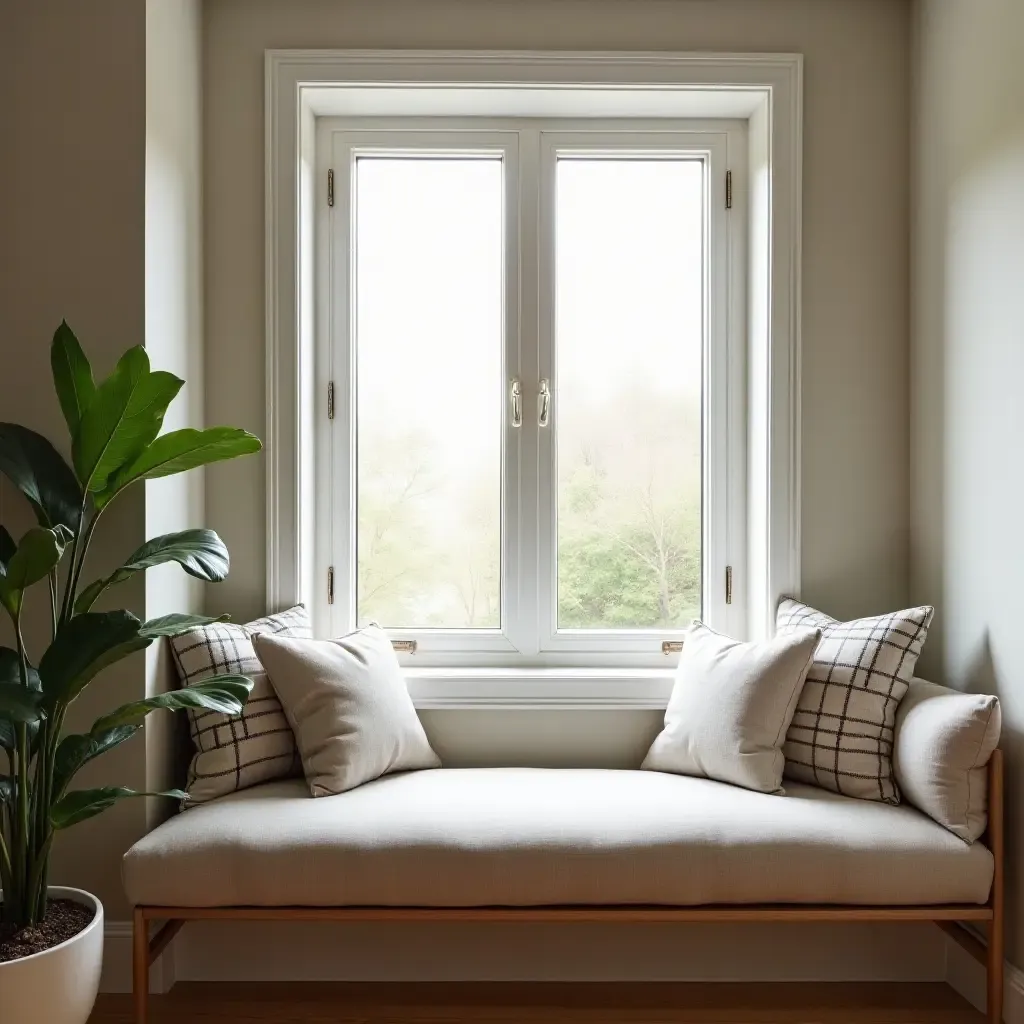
xmin=533 ymin=128 xmax=745 ymax=659
xmin=266 ymin=50 xmax=803 ymax=708
xmin=320 ymin=120 xmax=743 ymax=667
xmin=322 ymin=126 xmax=523 ymax=660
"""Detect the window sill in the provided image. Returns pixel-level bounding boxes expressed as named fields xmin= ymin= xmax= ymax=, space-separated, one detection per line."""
xmin=404 ymin=668 xmax=675 ymax=711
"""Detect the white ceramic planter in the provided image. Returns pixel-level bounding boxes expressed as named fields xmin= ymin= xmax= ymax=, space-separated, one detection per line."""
xmin=0 ymin=886 xmax=103 ymax=1024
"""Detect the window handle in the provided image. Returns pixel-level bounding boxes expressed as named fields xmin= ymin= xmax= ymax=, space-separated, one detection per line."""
xmin=510 ymin=378 xmax=522 ymax=428
xmin=538 ymin=378 xmax=551 ymax=427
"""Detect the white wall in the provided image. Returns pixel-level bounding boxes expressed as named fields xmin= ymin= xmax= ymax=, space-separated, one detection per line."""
xmin=911 ymin=0 xmax=1024 ymax=967
xmin=144 ymin=0 xmax=206 ymax=826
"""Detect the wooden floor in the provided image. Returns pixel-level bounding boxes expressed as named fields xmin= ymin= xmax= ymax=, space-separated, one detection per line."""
xmin=90 ymin=982 xmax=984 ymax=1023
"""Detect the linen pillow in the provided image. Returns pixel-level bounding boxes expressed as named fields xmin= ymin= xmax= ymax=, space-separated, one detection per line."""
xmin=169 ymin=604 xmax=310 ymax=804
xmin=778 ymin=598 xmax=934 ymax=804
xmin=894 ymin=677 xmax=1001 ymax=843
xmin=642 ymin=621 xmax=821 ymax=794
xmin=253 ymin=625 xmax=440 ymax=797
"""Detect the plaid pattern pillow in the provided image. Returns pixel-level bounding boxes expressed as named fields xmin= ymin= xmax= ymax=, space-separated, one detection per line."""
xmin=170 ymin=605 xmax=311 ymax=804
xmin=777 ymin=599 xmax=933 ymax=804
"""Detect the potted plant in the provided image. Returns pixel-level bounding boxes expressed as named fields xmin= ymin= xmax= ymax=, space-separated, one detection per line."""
xmin=0 ymin=322 xmax=260 ymax=1024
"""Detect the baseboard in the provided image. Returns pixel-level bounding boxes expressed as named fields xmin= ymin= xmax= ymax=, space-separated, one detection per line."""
xmin=102 ymin=920 xmax=946 ymax=991
xmin=945 ymin=935 xmax=1024 ymax=1023
xmin=102 ymin=921 xmax=175 ymax=994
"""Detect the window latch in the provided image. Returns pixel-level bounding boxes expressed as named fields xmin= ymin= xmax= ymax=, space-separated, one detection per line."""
xmin=510 ymin=378 xmax=522 ymax=428
xmin=538 ymin=378 xmax=551 ymax=427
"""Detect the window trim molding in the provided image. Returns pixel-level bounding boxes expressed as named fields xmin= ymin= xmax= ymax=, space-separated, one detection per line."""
xmin=265 ymin=49 xmax=803 ymax=704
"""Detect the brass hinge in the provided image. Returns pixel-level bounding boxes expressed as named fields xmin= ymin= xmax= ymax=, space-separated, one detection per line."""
xmin=327 ymin=381 xmax=335 ymax=420
xmin=391 ymin=639 xmax=418 ymax=654
xmin=725 ymin=565 xmax=733 ymax=605
xmin=661 ymin=640 xmax=684 ymax=655
xmin=327 ymin=566 xmax=335 ymax=605
xmin=327 ymin=169 xmax=334 ymax=208
xmin=725 ymin=170 xmax=733 ymax=210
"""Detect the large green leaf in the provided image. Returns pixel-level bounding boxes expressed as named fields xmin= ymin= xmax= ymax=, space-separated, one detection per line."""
xmin=0 ymin=527 xmax=15 ymax=571
xmin=51 ymin=321 xmax=96 ymax=437
xmin=0 ymin=646 xmax=41 ymax=691
xmin=52 ymin=724 xmax=140 ymax=797
xmin=72 ymin=346 xmax=184 ymax=494
xmin=50 ymin=786 xmax=188 ymax=830
xmin=75 ymin=529 xmax=229 ymax=614
xmin=0 ymin=683 xmax=44 ymax=725
xmin=139 ymin=613 xmax=227 ymax=638
xmin=5 ymin=526 xmax=67 ymax=590
xmin=39 ymin=610 xmax=151 ymax=707
xmin=0 ymin=423 xmax=83 ymax=532
xmin=0 ymin=527 xmax=69 ymax=616
xmin=90 ymin=676 xmax=253 ymax=733
xmin=97 ymin=427 xmax=261 ymax=507
xmin=0 ymin=648 xmax=40 ymax=750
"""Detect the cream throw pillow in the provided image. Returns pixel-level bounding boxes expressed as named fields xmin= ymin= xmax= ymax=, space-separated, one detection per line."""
xmin=894 ymin=677 xmax=1001 ymax=843
xmin=642 ymin=621 xmax=821 ymax=794
xmin=253 ymin=626 xmax=440 ymax=797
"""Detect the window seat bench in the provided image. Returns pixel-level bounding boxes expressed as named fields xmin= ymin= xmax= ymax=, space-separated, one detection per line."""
xmin=123 ymin=755 xmax=1005 ymax=1023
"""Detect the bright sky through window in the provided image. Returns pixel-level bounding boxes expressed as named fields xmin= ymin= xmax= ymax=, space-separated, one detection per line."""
xmin=555 ymin=158 xmax=703 ymax=629
xmin=353 ymin=154 xmax=704 ymax=632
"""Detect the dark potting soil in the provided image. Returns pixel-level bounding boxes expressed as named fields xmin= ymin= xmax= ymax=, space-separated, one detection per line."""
xmin=0 ymin=898 xmax=95 ymax=962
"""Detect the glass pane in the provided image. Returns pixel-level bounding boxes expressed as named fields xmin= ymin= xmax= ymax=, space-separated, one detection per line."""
xmin=355 ymin=157 xmax=503 ymax=628
xmin=555 ymin=158 xmax=703 ymax=630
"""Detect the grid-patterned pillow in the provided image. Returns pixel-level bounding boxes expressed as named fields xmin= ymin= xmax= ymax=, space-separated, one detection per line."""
xmin=169 ymin=605 xmax=311 ymax=804
xmin=777 ymin=599 xmax=933 ymax=804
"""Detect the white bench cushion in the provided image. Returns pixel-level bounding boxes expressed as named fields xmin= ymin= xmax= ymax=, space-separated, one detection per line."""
xmin=123 ymin=768 xmax=994 ymax=908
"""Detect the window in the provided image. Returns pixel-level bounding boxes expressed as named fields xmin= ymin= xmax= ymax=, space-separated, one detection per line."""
xmin=550 ymin=155 xmax=704 ymax=633
xmin=353 ymin=155 xmax=504 ymax=630
xmin=320 ymin=120 xmax=745 ymax=667
xmin=270 ymin=53 xmax=804 ymax=697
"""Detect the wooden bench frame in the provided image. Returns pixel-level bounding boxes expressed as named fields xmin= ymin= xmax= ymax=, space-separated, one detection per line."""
xmin=132 ymin=749 xmax=1004 ymax=1023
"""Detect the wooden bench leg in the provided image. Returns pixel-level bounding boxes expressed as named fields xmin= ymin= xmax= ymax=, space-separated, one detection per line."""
xmin=988 ymin=889 xmax=1004 ymax=1023
xmin=988 ymin=922 xmax=1004 ymax=1024
xmin=133 ymin=907 xmax=149 ymax=1024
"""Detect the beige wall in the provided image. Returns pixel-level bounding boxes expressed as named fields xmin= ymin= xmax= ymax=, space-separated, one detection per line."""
xmin=0 ymin=1 xmax=148 ymax=917
xmin=911 ymin=0 xmax=1024 ymax=965
xmin=0 ymin=0 xmax=208 ymax=919
xmin=203 ymin=0 xmax=912 ymax=765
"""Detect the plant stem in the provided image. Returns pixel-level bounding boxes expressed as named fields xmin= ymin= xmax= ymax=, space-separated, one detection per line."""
xmin=34 ymin=848 xmax=50 ymax=921
xmin=47 ymin=570 xmax=59 ymax=638
xmin=0 ymin=818 xmax=12 ymax=894
xmin=26 ymin=830 xmax=52 ymax=921
xmin=14 ymin=723 xmax=29 ymax=921
xmin=32 ymin=719 xmax=49 ymax=884
xmin=59 ymin=498 xmax=90 ymax=625
xmin=13 ymin=613 xmax=34 ymax=923
xmin=61 ymin=507 xmax=100 ymax=626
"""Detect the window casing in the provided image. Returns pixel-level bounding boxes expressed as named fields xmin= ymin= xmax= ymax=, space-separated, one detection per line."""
xmin=317 ymin=117 xmax=747 ymax=669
